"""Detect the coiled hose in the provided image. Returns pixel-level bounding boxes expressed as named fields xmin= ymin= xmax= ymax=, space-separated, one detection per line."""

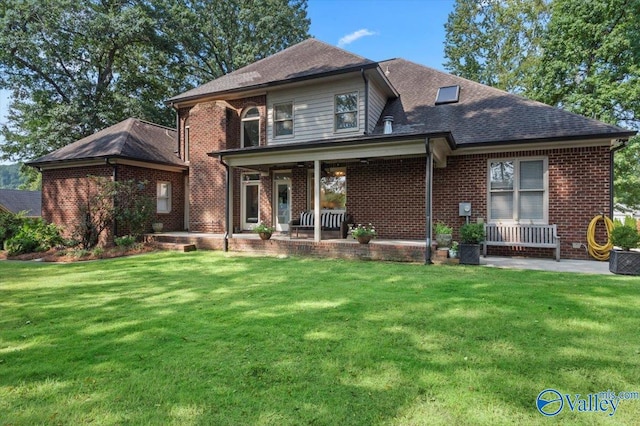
xmin=586 ymin=215 xmax=614 ymax=261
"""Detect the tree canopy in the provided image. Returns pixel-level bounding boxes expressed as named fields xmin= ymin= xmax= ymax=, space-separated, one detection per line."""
xmin=0 ymin=0 xmax=310 ymax=170
xmin=445 ymin=0 xmax=640 ymax=209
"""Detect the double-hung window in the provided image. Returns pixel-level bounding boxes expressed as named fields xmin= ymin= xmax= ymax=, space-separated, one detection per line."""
xmin=335 ymin=92 xmax=358 ymax=131
xmin=273 ymin=102 xmax=293 ymax=137
xmin=488 ymin=158 xmax=548 ymax=223
xmin=157 ymin=182 xmax=172 ymax=214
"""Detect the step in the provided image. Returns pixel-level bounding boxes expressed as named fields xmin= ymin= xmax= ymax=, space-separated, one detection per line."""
xmin=152 ymin=242 xmax=197 ymax=252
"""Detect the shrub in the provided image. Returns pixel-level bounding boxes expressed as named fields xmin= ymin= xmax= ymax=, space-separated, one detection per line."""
xmin=0 ymin=211 xmax=28 ymax=249
xmin=610 ymin=225 xmax=640 ymax=251
xmin=114 ymin=235 xmax=137 ymax=248
xmin=5 ymin=219 xmax=64 ymax=256
xmin=434 ymin=222 xmax=452 ymax=235
xmin=460 ymin=223 xmax=485 ymax=244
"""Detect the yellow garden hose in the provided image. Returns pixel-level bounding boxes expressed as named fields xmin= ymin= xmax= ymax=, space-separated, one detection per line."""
xmin=586 ymin=215 xmax=614 ymax=261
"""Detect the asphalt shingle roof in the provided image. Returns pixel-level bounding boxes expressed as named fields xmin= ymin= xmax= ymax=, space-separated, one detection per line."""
xmin=373 ymin=58 xmax=634 ymax=146
xmin=167 ymin=38 xmax=376 ymax=104
xmin=0 ymin=189 xmax=41 ymax=216
xmin=29 ymin=118 xmax=185 ymax=167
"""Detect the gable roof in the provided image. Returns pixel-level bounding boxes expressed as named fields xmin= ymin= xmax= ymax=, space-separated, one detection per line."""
xmin=167 ymin=38 xmax=377 ymax=104
xmin=28 ymin=118 xmax=186 ymax=168
xmin=374 ymin=58 xmax=635 ymax=146
xmin=0 ymin=189 xmax=41 ymax=216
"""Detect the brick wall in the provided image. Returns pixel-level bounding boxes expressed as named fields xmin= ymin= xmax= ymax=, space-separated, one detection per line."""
xmin=180 ymin=96 xmax=266 ymax=233
xmin=41 ymin=166 xmax=114 ymax=241
xmin=116 ymin=165 xmax=185 ymax=233
xmin=433 ymin=146 xmax=611 ymax=260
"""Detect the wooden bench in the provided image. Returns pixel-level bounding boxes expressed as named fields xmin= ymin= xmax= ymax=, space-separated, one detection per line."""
xmin=483 ymin=224 xmax=561 ymax=261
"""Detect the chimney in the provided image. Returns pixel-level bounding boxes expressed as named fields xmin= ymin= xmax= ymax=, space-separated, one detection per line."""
xmin=383 ymin=116 xmax=394 ymax=134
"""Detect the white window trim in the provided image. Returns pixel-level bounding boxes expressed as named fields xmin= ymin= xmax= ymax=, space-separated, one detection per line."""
xmin=307 ymin=168 xmax=347 ymax=212
xmin=241 ymin=172 xmax=261 ymax=229
xmin=157 ymin=181 xmax=172 ymax=214
xmin=241 ymin=106 xmax=260 ymax=148
xmin=273 ymin=101 xmax=294 ymax=139
xmin=334 ymin=91 xmax=359 ymax=133
xmin=487 ymin=156 xmax=549 ymax=224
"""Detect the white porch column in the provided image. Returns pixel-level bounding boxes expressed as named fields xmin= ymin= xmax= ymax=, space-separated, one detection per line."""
xmin=228 ymin=166 xmax=234 ymax=238
xmin=314 ymin=160 xmax=321 ymax=242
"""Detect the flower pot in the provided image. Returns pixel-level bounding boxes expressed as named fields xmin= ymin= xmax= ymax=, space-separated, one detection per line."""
xmin=356 ymin=235 xmax=372 ymax=244
xmin=449 ymin=249 xmax=458 ymax=259
xmin=152 ymin=222 xmax=163 ymax=233
xmin=609 ymin=249 xmax=640 ymax=275
xmin=436 ymin=233 xmax=452 ymax=248
xmin=258 ymin=232 xmax=272 ymax=241
xmin=459 ymin=243 xmax=481 ymax=265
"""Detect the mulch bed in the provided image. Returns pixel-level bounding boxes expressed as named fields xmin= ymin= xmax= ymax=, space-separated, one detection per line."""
xmin=0 ymin=244 xmax=157 ymax=263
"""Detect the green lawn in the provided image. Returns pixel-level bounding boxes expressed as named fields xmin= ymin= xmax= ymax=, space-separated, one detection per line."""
xmin=1 ymin=252 xmax=639 ymax=425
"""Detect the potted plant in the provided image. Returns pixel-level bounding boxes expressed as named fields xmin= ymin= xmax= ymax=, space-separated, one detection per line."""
xmin=459 ymin=223 xmax=485 ymax=265
xmin=254 ymin=222 xmax=275 ymax=240
xmin=351 ymin=223 xmax=377 ymax=244
xmin=152 ymin=222 xmax=163 ymax=233
xmin=609 ymin=219 xmax=640 ymax=275
xmin=434 ymin=222 xmax=453 ymax=248
xmin=449 ymin=241 xmax=459 ymax=259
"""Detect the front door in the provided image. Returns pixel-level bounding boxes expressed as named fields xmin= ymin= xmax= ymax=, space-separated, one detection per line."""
xmin=241 ymin=173 xmax=260 ymax=230
xmin=274 ymin=172 xmax=291 ymax=232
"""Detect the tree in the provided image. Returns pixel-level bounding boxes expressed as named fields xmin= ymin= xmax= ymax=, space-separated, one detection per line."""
xmin=153 ymin=0 xmax=310 ymax=85
xmin=444 ymin=0 xmax=640 ymax=208
xmin=0 ymin=0 xmax=310 ymax=177
xmin=444 ymin=0 xmax=549 ymax=93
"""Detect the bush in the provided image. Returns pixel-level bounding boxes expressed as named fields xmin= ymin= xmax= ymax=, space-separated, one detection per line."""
xmin=0 ymin=211 xmax=27 ymax=248
xmin=460 ymin=223 xmax=485 ymax=244
xmin=5 ymin=218 xmax=64 ymax=256
xmin=610 ymin=225 xmax=640 ymax=251
xmin=114 ymin=235 xmax=137 ymax=248
xmin=434 ymin=222 xmax=452 ymax=235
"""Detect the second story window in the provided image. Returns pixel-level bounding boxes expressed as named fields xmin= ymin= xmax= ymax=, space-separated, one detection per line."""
xmin=335 ymin=92 xmax=358 ymax=131
xmin=241 ymin=107 xmax=260 ymax=147
xmin=184 ymin=117 xmax=190 ymax=162
xmin=274 ymin=102 xmax=293 ymax=137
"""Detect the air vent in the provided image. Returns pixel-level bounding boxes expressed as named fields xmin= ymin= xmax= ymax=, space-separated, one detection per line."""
xmin=435 ymin=85 xmax=460 ymax=105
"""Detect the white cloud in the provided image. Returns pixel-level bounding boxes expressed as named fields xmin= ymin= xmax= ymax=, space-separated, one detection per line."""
xmin=337 ymin=29 xmax=377 ymax=47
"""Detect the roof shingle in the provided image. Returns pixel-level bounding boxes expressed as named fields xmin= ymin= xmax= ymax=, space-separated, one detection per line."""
xmin=0 ymin=189 xmax=41 ymax=216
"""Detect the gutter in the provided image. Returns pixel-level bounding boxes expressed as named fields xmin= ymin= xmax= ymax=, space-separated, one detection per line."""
xmin=425 ymin=138 xmax=433 ymax=265
xmin=610 ymin=138 xmax=629 ymax=218
xmin=361 ymin=68 xmax=369 ymax=134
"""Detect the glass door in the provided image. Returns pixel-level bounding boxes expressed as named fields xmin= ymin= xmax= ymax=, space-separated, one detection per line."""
xmin=242 ymin=173 xmax=260 ymax=230
xmin=274 ymin=172 xmax=291 ymax=232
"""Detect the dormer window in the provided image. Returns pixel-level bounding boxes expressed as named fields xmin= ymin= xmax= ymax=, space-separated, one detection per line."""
xmin=241 ymin=106 xmax=260 ymax=147
xmin=335 ymin=92 xmax=358 ymax=131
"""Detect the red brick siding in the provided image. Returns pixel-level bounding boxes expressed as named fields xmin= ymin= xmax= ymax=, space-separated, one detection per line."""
xmin=41 ymin=166 xmax=114 ymax=241
xmin=180 ymin=96 xmax=266 ymax=233
xmin=116 ymin=165 xmax=185 ymax=233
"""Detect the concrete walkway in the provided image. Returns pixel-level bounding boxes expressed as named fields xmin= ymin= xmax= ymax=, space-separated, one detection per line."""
xmin=481 ymin=256 xmax=611 ymax=275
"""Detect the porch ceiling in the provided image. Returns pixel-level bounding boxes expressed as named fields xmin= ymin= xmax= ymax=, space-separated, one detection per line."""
xmin=210 ymin=135 xmax=453 ymax=169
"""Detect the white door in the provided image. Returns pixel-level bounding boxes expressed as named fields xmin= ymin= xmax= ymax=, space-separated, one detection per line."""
xmin=274 ymin=172 xmax=291 ymax=232
xmin=241 ymin=173 xmax=260 ymax=230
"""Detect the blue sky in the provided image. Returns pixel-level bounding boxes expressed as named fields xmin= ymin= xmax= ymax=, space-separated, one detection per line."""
xmin=0 ymin=0 xmax=455 ymax=163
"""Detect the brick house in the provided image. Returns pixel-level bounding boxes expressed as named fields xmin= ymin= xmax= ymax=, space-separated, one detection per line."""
xmin=30 ymin=39 xmax=636 ymax=259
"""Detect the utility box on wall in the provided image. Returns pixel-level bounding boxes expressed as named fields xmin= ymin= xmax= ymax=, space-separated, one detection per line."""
xmin=459 ymin=202 xmax=471 ymax=217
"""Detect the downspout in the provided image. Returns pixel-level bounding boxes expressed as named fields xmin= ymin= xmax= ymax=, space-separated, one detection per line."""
xmin=425 ymin=139 xmax=433 ymax=264
xmin=219 ymin=156 xmax=231 ymax=252
xmin=176 ymin=108 xmax=181 ymax=159
xmin=610 ymin=139 xmax=628 ymax=218
xmin=361 ymin=68 xmax=369 ymax=134
xmin=106 ymin=158 xmax=118 ymax=237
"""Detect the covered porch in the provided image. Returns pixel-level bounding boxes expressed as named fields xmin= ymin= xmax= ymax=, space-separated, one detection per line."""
xmin=209 ymin=133 xmax=455 ymax=264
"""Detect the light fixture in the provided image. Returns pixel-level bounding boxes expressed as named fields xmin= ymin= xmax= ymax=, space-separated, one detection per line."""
xmin=359 ymin=158 xmax=369 ymax=164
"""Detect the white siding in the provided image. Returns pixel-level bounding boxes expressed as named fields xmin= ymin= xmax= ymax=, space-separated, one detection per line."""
xmin=267 ymin=77 xmax=365 ymax=144
xmin=368 ymin=80 xmax=388 ymax=134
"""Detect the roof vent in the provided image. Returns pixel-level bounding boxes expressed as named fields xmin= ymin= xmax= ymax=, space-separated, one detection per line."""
xmin=383 ymin=116 xmax=394 ymax=134
xmin=435 ymin=85 xmax=460 ymax=105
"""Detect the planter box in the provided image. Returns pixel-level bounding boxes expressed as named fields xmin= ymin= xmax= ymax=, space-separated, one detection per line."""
xmin=609 ymin=250 xmax=640 ymax=275
xmin=459 ymin=243 xmax=481 ymax=265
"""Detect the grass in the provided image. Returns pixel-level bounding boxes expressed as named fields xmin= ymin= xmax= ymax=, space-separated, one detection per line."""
xmin=1 ymin=251 xmax=639 ymax=425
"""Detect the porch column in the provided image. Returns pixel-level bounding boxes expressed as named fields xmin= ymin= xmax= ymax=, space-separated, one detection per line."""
xmin=228 ymin=166 xmax=234 ymax=238
xmin=314 ymin=160 xmax=321 ymax=242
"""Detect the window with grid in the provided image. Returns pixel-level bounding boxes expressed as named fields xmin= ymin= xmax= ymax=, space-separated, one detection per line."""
xmin=273 ymin=102 xmax=293 ymax=137
xmin=157 ymin=182 xmax=172 ymax=214
xmin=335 ymin=92 xmax=358 ymax=131
xmin=488 ymin=158 xmax=547 ymax=223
